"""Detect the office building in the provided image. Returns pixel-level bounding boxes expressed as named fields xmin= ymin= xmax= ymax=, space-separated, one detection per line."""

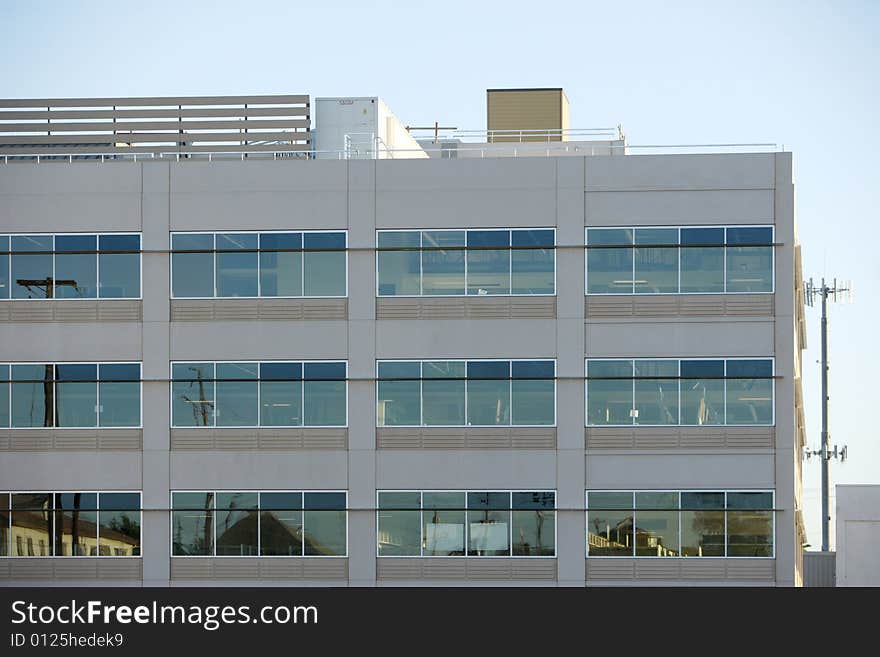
xmin=0 ymin=90 xmax=806 ymax=586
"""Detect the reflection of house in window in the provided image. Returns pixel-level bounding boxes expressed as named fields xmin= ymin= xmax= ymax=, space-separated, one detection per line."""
xmin=213 ymin=512 xmax=339 ymax=556
xmin=11 ymin=510 xmax=138 ymax=557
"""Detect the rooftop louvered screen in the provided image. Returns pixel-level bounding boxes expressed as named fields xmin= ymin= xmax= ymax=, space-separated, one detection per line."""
xmin=0 ymin=94 xmax=310 ymax=156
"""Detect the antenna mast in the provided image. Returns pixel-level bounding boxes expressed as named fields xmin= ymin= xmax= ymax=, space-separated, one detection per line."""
xmin=804 ymin=277 xmax=853 ymax=552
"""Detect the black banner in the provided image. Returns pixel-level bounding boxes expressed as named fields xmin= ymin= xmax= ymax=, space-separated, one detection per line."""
xmin=0 ymin=586 xmax=871 ymax=652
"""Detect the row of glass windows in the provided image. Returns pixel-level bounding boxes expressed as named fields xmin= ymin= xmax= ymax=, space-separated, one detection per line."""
xmin=171 ymin=232 xmax=347 ymax=299
xmin=377 ymin=229 xmax=556 ymax=296
xmin=0 ymin=234 xmax=141 ymax=299
xmin=1 ymin=490 xmax=775 ymax=560
xmin=1 ymin=226 xmax=775 ymax=302
xmin=586 ymin=226 xmax=774 ymax=294
xmin=378 ymin=360 xmax=555 ymax=427
xmin=171 ymin=491 xmax=347 ymax=557
xmin=0 ymin=492 xmax=141 ymax=557
xmin=0 ymin=363 xmax=141 ymax=428
xmin=170 ymin=362 xmax=347 ymax=428
xmin=586 ymin=359 xmax=774 ymax=426
xmin=586 ymin=491 xmax=774 ymax=558
xmin=0 ymin=358 xmax=775 ymax=429
xmin=377 ymin=491 xmax=556 ymax=557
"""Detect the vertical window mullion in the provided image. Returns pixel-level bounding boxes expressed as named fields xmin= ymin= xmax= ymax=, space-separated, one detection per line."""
xmin=418 ymin=231 xmax=424 ymax=297
xmin=419 ymin=362 xmax=424 ymax=427
xmin=212 ymin=234 xmax=217 ymax=299
xmin=722 ymin=228 xmax=728 ymax=294
xmin=508 ymin=492 xmax=513 ymax=556
xmin=463 ymin=230 xmax=468 ymax=296
xmin=256 ymin=362 xmax=262 ymax=429
xmin=50 ymin=235 xmax=56 ymax=300
xmin=256 ymin=492 xmax=261 ymax=557
xmin=256 ymin=235 xmax=262 ymax=298
xmin=301 ymin=361 xmax=307 ymax=428
xmin=95 ymin=235 xmax=101 ymax=299
xmin=631 ymin=360 xmax=636 ymax=426
xmin=723 ymin=492 xmax=728 ymax=558
xmin=508 ymin=233 xmax=513 ymax=297
xmin=95 ymin=364 xmax=101 ymax=428
xmin=508 ymin=362 xmax=514 ymax=426
xmin=300 ymin=492 xmax=306 ymax=556
xmin=300 ymin=233 xmax=306 ymax=298
xmin=677 ymin=227 xmax=682 ymax=294
xmin=723 ymin=360 xmax=728 ymax=426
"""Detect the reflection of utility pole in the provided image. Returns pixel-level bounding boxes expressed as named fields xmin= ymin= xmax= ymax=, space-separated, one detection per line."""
xmin=805 ymin=278 xmax=853 ymax=552
xmin=43 ymin=364 xmax=53 ymax=427
xmin=181 ymin=366 xmax=213 ymax=426
xmin=16 ymin=277 xmax=78 ymax=299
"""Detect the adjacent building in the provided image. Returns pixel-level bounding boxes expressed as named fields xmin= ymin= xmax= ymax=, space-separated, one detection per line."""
xmin=0 ymin=90 xmax=807 ymax=586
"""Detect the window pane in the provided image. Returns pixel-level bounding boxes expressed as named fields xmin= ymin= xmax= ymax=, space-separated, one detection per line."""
xmin=12 ymin=235 xmax=53 ymax=299
xmin=303 ymin=363 xmax=346 ymax=426
xmin=634 ymin=228 xmax=678 ymax=294
xmin=56 ymin=364 xmax=97 ymax=427
xmin=680 ymin=492 xmax=725 ymax=557
xmin=420 ymin=230 xmax=465 ymax=295
xmin=377 ymin=492 xmax=421 ymax=556
xmin=303 ymin=233 xmax=346 ymax=296
xmin=260 ymin=363 xmax=302 ymax=427
xmin=726 ymin=375 xmax=773 ymax=425
xmin=0 ymin=236 xmax=9 ymax=300
xmin=98 ymin=363 xmax=140 ymax=428
xmin=171 ymin=492 xmax=214 ymax=556
xmin=171 ymin=234 xmax=214 ymax=298
xmin=0 ymin=365 xmax=9 ymax=427
xmin=681 ymin=228 xmax=724 ymax=293
xmin=634 ymin=360 xmax=678 ymax=425
xmin=727 ymin=492 xmax=773 ymax=556
xmin=98 ymin=234 xmax=140 ymax=299
xmin=680 ymin=360 xmax=725 ymax=426
xmin=467 ymin=492 xmax=510 ymax=556
xmin=635 ymin=492 xmax=679 ymax=557
xmin=98 ymin=493 xmax=140 ymax=556
xmin=377 ymin=362 xmax=420 ymax=426
xmin=215 ymin=492 xmax=258 ymax=556
xmin=54 ymin=492 xmax=97 ymax=556
xmin=260 ymin=233 xmax=302 ymax=297
xmin=587 ymin=360 xmax=633 ymax=426
xmin=467 ymin=230 xmax=510 ymax=295
xmin=423 ymin=492 xmax=465 ymax=556
xmin=586 ymin=229 xmax=633 ymax=294
xmin=512 ymin=379 xmax=554 ymax=425
xmin=512 ymin=492 xmax=555 ymax=556
xmin=422 ymin=362 xmax=465 ymax=426
xmin=12 ymin=364 xmax=53 ymax=427
xmin=260 ymin=492 xmax=303 ymax=556
xmin=303 ymin=493 xmax=346 ymax=556
xmin=511 ymin=229 xmax=555 ymax=295
xmin=467 ymin=365 xmax=510 ymax=425
xmin=11 ymin=493 xmax=52 ymax=557
xmin=377 ymin=231 xmax=420 ymax=296
xmin=587 ymin=492 xmax=633 ymax=556
xmin=55 ymin=235 xmax=97 ymax=299
xmin=216 ymin=233 xmax=258 ymax=297
xmin=215 ymin=362 xmax=258 ymax=427
xmin=171 ymin=362 xmax=214 ymax=427
xmin=727 ymin=227 xmax=773 ymax=293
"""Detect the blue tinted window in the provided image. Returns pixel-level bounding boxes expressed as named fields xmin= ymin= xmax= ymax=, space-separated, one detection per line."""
xmin=55 ymin=235 xmax=97 ymax=299
xmin=511 ymin=361 xmax=554 ymax=379
xmin=12 ymin=235 xmax=53 ymax=299
xmin=304 ymin=232 xmax=346 ymax=249
xmin=467 ymin=231 xmax=510 ymax=248
xmin=99 ymin=364 xmax=140 ymax=381
xmin=0 ymin=236 xmax=8 ymax=300
xmin=511 ymin=229 xmax=554 ymax=247
xmin=681 ymin=228 xmax=724 ymax=245
xmin=260 ymin=362 xmax=302 ymax=380
xmin=304 ymin=492 xmax=346 ymax=510
xmin=726 ymin=227 xmax=772 ymax=245
xmin=467 ymin=361 xmax=510 ymax=379
xmin=726 ymin=360 xmax=772 ymax=378
xmin=172 ymin=234 xmax=214 ymax=298
xmin=378 ymin=362 xmax=420 ymax=379
xmin=304 ymin=362 xmax=346 ymax=380
xmin=216 ymin=233 xmax=258 ymax=297
xmin=261 ymin=492 xmax=303 ymax=510
xmin=467 ymin=492 xmax=509 ymax=510
xmin=99 ymin=234 xmax=140 ymax=298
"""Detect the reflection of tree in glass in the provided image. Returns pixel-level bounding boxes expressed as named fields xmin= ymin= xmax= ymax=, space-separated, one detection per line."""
xmin=108 ymin=515 xmax=140 ymax=540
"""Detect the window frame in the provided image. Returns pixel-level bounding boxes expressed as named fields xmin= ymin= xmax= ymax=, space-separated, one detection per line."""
xmin=376 ymin=489 xmax=558 ymax=559
xmin=169 ymin=360 xmax=349 ymax=429
xmin=170 ymin=230 xmax=348 ymax=300
xmin=169 ymin=490 xmax=348 ymax=558
xmin=376 ymin=358 xmax=557 ymax=428
xmin=1 ymin=361 xmax=143 ymax=429
xmin=584 ymin=357 xmax=775 ymax=427
xmin=584 ymin=225 xmax=775 ymax=296
xmin=1 ymin=232 xmax=143 ymax=301
xmin=585 ymin=489 xmax=776 ymax=559
xmin=0 ymin=490 xmax=142 ymax=558
xmin=376 ymin=227 xmax=557 ymax=298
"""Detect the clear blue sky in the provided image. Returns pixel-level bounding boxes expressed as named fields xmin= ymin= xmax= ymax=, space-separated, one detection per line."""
xmin=2 ymin=0 xmax=877 ymax=549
